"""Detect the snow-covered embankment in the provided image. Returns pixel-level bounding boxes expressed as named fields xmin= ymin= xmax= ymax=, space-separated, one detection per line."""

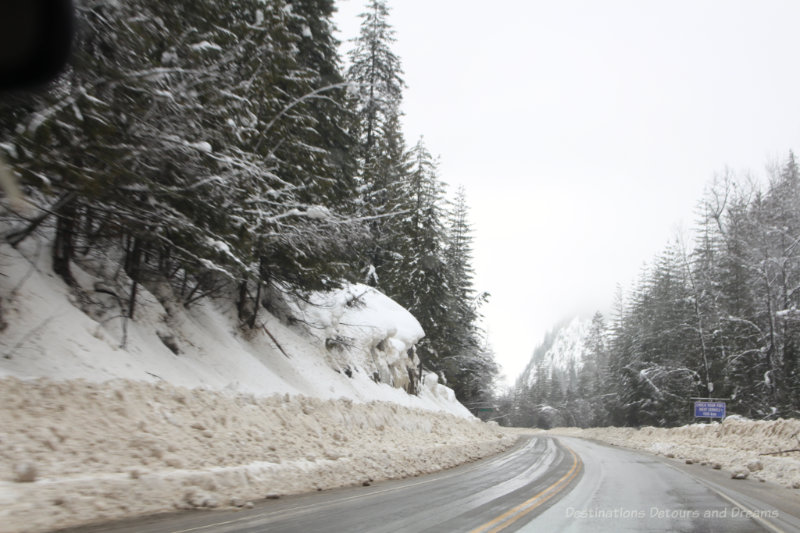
xmin=0 ymin=243 xmax=514 ymax=532
xmin=548 ymin=418 xmax=800 ymax=488
xmin=0 ymin=379 xmax=511 ymax=533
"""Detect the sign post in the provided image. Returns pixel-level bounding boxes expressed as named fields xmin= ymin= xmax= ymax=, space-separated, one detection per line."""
xmin=692 ymin=399 xmax=727 ymax=420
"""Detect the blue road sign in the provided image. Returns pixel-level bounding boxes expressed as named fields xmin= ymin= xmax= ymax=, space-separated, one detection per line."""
xmin=694 ymin=401 xmax=726 ymax=418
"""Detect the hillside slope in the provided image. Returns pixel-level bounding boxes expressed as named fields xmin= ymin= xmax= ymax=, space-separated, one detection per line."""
xmin=0 ymin=241 xmax=464 ymax=414
xmin=0 ymin=241 xmax=513 ymax=532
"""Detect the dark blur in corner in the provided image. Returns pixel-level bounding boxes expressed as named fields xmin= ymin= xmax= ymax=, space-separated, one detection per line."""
xmin=0 ymin=0 xmax=74 ymax=91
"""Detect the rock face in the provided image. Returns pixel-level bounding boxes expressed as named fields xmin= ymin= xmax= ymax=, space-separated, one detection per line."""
xmin=285 ymin=283 xmax=426 ymax=393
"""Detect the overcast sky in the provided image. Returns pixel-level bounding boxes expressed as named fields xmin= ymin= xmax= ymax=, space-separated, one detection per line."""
xmin=333 ymin=0 xmax=800 ymax=386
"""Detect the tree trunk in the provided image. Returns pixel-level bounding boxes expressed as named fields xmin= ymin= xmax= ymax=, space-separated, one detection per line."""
xmin=237 ymin=280 xmax=249 ymax=321
xmin=158 ymin=245 xmax=172 ymax=277
xmin=250 ymin=278 xmax=261 ymax=329
xmin=249 ymin=258 xmax=266 ymax=329
xmin=7 ymin=192 xmax=77 ymax=248
xmin=125 ymin=236 xmax=142 ymax=319
xmin=81 ymin=205 xmax=94 ymax=255
xmin=52 ymin=195 xmax=78 ymax=286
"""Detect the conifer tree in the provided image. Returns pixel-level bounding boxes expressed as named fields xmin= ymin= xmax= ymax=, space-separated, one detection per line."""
xmin=1 ymin=0 xmax=364 ymax=313
xmin=346 ymin=0 xmax=409 ymax=284
xmin=386 ymin=138 xmax=450 ymax=372
xmin=440 ymin=186 xmax=496 ymax=406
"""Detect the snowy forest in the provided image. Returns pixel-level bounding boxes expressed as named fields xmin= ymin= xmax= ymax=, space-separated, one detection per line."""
xmin=500 ymin=154 xmax=800 ymax=428
xmin=0 ymin=0 xmax=498 ymax=411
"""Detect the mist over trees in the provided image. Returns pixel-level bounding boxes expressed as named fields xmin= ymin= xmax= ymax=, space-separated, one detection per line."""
xmin=0 ymin=0 xmax=497 ymax=411
xmin=500 ymin=154 xmax=800 ymax=428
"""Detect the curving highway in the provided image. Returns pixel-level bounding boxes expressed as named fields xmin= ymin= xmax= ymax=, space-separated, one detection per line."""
xmin=524 ymin=436 xmax=800 ymax=532
xmin=57 ymin=434 xmax=800 ymax=533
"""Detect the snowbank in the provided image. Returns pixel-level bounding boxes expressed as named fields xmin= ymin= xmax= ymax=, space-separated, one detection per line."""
xmin=0 ymin=378 xmax=514 ymax=533
xmin=0 ymin=241 xmax=514 ymax=532
xmin=548 ymin=418 xmax=800 ymax=488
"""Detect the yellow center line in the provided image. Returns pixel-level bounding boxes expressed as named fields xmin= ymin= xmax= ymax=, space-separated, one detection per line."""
xmin=470 ymin=444 xmax=583 ymax=533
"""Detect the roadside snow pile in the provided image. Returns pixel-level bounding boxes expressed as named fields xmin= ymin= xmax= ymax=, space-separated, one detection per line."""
xmin=548 ymin=418 xmax=800 ymax=488
xmin=0 ymin=241 xmax=512 ymax=532
xmin=0 ymin=378 xmax=514 ymax=533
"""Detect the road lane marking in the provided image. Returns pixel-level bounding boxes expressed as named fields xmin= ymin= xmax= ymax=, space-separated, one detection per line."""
xmin=660 ymin=462 xmax=786 ymax=533
xmin=469 ymin=444 xmax=582 ymax=533
xmin=709 ymin=489 xmax=785 ymax=533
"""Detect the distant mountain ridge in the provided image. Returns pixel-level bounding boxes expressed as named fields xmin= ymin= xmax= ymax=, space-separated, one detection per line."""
xmin=517 ymin=316 xmax=591 ymax=389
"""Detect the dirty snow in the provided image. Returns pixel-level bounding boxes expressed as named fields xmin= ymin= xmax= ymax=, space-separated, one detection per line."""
xmin=0 ymin=240 xmax=514 ymax=532
xmin=0 ymin=379 xmax=512 ymax=533
xmin=547 ymin=419 xmax=800 ymax=488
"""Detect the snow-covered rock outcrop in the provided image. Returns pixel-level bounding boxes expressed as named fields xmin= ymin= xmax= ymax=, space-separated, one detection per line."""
xmin=283 ymin=283 xmax=424 ymax=393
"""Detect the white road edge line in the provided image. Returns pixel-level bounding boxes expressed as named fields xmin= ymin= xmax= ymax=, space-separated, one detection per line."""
xmin=661 ymin=463 xmax=785 ymax=533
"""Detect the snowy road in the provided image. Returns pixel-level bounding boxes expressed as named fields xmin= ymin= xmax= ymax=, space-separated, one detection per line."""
xmin=56 ymin=435 xmax=800 ymax=533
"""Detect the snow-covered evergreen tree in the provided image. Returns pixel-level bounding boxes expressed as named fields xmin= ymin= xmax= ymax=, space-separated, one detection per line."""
xmin=499 ymin=151 xmax=800 ymax=427
xmin=345 ymin=0 xmax=409 ymax=285
xmin=440 ymin=186 xmax=496 ymax=407
xmin=1 ymin=0 xmax=499 ymax=408
xmin=1 ymin=0 xmax=364 ymax=317
xmin=385 ymin=139 xmax=450 ymax=370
